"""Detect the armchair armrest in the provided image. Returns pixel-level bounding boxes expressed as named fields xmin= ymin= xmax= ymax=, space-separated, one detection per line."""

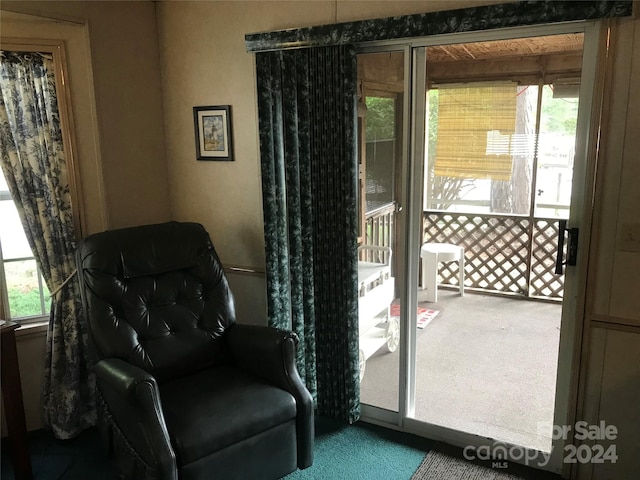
xmin=96 ymin=358 xmax=177 ymax=480
xmin=225 ymin=324 xmax=314 ymax=468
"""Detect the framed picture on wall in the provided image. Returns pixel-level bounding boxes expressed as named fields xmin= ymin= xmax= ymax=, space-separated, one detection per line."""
xmin=193 ymin=105 xmax=234 ymax=161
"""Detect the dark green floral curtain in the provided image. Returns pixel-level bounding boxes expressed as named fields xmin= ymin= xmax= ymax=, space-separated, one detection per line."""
xmin=0 ymin=51 xmax=96 ymax=438
xmin=256 ymin=45 xmax=360 ymax=423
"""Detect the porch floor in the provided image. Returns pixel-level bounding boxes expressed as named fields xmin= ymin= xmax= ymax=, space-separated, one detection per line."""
xmin=359 ymin=288 xmax=562 ymax=453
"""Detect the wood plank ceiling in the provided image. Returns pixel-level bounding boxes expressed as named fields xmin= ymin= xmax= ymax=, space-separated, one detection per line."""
xmin=359 ymin=33 xmax=585 ymax=96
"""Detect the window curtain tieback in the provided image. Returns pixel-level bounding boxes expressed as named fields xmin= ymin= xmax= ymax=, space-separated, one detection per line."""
xmin=49 ymin=268 xmax=77 ymax=298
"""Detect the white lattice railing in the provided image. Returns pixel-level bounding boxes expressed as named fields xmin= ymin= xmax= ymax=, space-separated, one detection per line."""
xmin=423 ymin=211 xmax=566 ymax=300
xmin=360 ymin=207 xmax=564 ymax=299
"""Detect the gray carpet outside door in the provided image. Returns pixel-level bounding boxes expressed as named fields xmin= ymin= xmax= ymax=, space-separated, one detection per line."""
xmin=412 ymin=451 xmax=529 ymax=480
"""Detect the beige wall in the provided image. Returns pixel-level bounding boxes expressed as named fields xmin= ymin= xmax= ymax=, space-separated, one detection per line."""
xmin=156 ymin=0 xmax=503 ymax=269
xmin=2 ymin=1 xmax=172 ymax=232
xmin=83 ymin=1 xmax=171 ymax=229
xmin=157 ymin=1 xmax=333 ymax=269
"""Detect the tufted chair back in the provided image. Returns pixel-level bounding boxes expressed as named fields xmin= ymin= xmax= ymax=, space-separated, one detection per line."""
xmin=77 ymin=222 xmax=236 ymax=382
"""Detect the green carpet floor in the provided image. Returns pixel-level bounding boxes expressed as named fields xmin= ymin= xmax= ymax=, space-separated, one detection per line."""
xmin=1 ymin=418 xmax=562 ymax=480
xmin=1 ymin=426 xmax=117 ymax=479
xmin=285 ymin=417 xmax=432 ymax=480
xmin=1 ymin=417 xmax=431 ymax=479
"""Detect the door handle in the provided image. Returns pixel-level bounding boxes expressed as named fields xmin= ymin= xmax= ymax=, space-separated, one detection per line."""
xmin=555 ymin=220 xmax=579 ymax=274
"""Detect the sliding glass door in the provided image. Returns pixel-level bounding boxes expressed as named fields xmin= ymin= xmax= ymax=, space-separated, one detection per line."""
xmin=359 ymin=21 xmax=601 ymax=476
xmin=357 ymin=48 xmax=408 ymax=416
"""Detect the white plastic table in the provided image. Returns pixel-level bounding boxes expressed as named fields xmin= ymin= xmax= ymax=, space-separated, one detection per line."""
xmin=420 ymin=242 xmax=465 ymax=302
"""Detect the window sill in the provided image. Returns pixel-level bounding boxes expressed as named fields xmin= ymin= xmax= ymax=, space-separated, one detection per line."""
xmin=15 ymin=320 xmax=48 ymax=338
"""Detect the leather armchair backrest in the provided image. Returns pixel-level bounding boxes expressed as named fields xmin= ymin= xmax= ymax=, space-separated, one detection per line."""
xmin=77 ymin=222 xmax=236 ymax=382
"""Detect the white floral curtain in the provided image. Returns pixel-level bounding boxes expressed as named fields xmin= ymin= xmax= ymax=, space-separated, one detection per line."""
xmin=0 ymin=51 xmax=95 ymax=439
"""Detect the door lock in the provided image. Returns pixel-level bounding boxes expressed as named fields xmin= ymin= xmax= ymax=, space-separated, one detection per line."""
xmin=555 ymin=219 xmax=579 ymax=275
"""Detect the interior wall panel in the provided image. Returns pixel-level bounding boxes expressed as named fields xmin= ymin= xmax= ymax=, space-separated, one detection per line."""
xmin=576 ymin=327 xmax=640 ymax=480
xmin=589 ymin=18 xmax=636 ymax=317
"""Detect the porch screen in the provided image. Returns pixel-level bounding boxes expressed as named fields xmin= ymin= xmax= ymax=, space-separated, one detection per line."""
xmin=434 ymin=84 xmax=517 ymax=181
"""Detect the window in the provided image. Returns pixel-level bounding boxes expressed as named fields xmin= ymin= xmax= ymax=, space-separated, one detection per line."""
xmin=423 ymin=34 xmax=583 ymax=218
xmin=1 ymin=41 xmax=80 ymax=323
xmin=365 ymin=96 xmax=397 ymax=212
xmin=357 ymin=51 xmax=404 ymax=246
xmin=425 ymin=82 xmax=579 ymax=217
xmin=0 ymin=168 xmax=50 ymax=321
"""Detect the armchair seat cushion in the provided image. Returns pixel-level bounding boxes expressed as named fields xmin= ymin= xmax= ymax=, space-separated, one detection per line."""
xmin=159 ymin=365 xmax=297 ymax=465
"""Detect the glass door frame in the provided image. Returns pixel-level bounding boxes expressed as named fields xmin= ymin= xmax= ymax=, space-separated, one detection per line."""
xmin=359 ymin=20 xmax=602 ymax=477
xmin=358 ymin=42 xmax=412 ymax=427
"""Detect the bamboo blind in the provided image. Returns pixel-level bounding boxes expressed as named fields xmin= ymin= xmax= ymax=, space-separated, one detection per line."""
xmin=434 ymin=84 xmax=517 ymax=181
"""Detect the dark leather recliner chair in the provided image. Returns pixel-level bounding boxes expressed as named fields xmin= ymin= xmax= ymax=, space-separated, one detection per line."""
xmin=76 ymin=221 xmax=313 ymax=480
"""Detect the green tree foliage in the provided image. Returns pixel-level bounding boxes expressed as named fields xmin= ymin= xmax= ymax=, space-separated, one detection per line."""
xmin=540 ymin=86 xmax=579 ymax=135
xmin=427 ymin=90 xmax=439 ymax=165
xmin=8 ymin=287 xmax=43 ymax=318
xmin=365 ymin=97 xmax=395 ymax=140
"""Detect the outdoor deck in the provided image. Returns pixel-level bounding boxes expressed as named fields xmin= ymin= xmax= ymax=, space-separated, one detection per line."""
xmin=359 ymin=287 xmax=562 ymax=453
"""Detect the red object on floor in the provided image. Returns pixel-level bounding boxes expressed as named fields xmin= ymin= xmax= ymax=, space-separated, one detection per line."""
xmin=389 ymin=303 xmax=440 ymax=329
xmin=389 ymin=303 xmax=438 ymax=319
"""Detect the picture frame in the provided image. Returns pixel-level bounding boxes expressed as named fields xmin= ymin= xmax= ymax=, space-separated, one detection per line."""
xmin=193 ymin=105 xmax=234 ymax=161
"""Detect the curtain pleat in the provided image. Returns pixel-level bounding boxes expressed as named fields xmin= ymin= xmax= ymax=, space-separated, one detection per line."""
xmin=256 ymin=45 xmax=359 ymax=422
xmin=256 ymin=53 xmax=289 ymax=329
